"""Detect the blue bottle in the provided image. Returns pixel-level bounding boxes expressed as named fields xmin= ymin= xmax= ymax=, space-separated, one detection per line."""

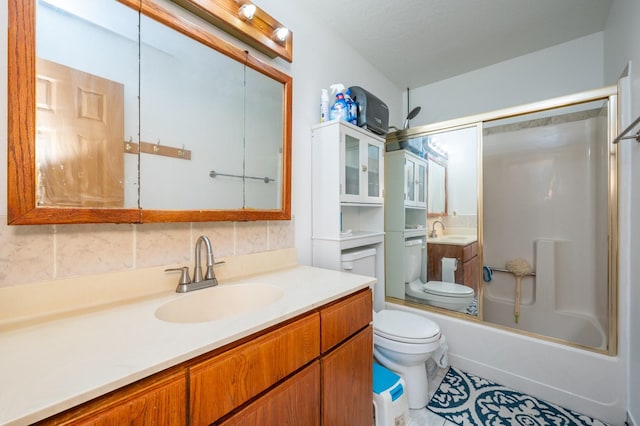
xmin=330 ymin=93 xmax=348 ymax=122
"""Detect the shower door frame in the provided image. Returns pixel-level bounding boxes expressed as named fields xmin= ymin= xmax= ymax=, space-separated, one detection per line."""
xmin=386 ymin=86 xmax=618 ymax=355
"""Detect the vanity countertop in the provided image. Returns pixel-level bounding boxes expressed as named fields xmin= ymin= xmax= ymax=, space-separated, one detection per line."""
xmin=0 ymin=258 xmax=374 ymax=425
xmin=427 ymin=234 xmax=477 ymax=246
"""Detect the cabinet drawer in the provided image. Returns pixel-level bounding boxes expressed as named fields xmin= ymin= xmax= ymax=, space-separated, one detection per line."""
xmin=320 ymin=289 xmax=372 ymax=353
xmin=35 ymin=369 xmax=187 ymax=426
xmin=462 ymin=241 xmax=478 ymax=261
xmin=216 ymin=361 xmax=321 ymax=426
xmin=189 ymin=313 xmax=320 ymax=426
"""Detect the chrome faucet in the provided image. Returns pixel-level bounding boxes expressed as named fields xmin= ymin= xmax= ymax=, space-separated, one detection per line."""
xmin=194 ymin=235 xmax=216 ymax=283
xmin=165 ymin=235 xmax=219 ymax=293
xmin=429 ymin=220 xmax=445 ymax=238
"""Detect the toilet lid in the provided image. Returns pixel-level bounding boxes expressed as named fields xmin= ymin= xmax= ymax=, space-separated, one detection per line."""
xmin=424 ymin=281 xmax=474 ymax=297
xmin=374 ymin=310 xmax=440 ymax=343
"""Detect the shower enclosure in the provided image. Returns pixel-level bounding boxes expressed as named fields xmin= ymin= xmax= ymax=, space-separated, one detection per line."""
xmin=385 ymin=87 xmax=618 ymax=354
xmin=482 ymin=99 xmax=614 ymax=350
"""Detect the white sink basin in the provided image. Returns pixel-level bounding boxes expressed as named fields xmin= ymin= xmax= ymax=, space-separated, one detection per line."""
xmin=155 ymin=283 xmax=284 ymax=323
xmin=427 ymin=235 xmax=477 ymax=246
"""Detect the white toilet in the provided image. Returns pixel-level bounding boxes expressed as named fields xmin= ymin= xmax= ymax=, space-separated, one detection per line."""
xmin=372 ymin=309 xmax=445 ymax=408
xmin=340 ymin=247 xmax=448 ymax=409
xmin=403 ymin=238 xmax=475 ymax=312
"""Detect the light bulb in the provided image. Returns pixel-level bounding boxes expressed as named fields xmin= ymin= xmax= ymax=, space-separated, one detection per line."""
xmin=273 ymin=27 xmax=289 ymax=42
xmin=238 ymin=4 xmax=256 ymax=20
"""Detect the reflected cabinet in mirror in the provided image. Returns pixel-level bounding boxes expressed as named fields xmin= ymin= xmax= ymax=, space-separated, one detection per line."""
xmin=385 ymin=88 xmax=618 ymax=354
xmin=8 ymin=0 xmax=292 ymax=225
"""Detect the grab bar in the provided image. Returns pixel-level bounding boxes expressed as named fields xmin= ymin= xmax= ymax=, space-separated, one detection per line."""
xmin=485 ymin=266 xmax=536 ymax=276
xmin=613 ymin=114 xmax=640 ymax=144
xmin=209 ymin=170 xmax=275 ymax=183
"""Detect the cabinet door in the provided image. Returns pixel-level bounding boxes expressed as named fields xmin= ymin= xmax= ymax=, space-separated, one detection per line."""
xmin=416 ymin=159 xmax=427 ymax=208
xmin=217 ymin=361 xmax=320 ymax=426
xmin=321 ymin=326 xmax=373 ymax=426
xmin=340 ymin=126 xmax=384 ymax=204
xmin=403 ymin=154 xmax=426 ymax=208
xmin=404 ymin=156 xmax=416 ymax=206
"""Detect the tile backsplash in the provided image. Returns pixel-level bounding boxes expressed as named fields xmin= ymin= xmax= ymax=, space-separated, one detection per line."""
xmin=0 ymin=217 xmax=295 ymax=287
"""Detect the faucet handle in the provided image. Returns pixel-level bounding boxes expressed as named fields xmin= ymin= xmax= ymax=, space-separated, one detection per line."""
xmin=165 ymin=267 xmax=191 ymax=285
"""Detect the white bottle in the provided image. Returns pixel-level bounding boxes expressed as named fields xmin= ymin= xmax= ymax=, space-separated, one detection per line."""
xmin=320 ymin=89 xmax=330 ymax=123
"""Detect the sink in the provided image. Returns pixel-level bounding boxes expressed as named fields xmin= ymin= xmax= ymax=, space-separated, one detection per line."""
xmin=428 ymin=235 xmax=477 ymax=246
xmin=155 ymin=283 xmax=284 ymax=323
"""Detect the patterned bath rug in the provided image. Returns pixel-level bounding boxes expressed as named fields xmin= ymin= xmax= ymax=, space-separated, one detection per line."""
xmin=427 ymin=367 xmax=608 ymax=425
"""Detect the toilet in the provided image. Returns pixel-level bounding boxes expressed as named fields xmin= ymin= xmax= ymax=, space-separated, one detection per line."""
xmin=403 ymin=238 xmax=475 ymax=312
xmin=340 ymin=247 xmax=448 ymax=409
xmin=372 ymin=309 xmax=445 ymax=408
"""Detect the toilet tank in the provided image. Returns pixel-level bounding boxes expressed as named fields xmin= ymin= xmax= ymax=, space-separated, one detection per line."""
xmin=341 ymin=248 xmax=377 ymax=277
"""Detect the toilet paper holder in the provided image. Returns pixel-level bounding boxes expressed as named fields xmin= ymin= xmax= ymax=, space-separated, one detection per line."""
xmin=441 ymin=257 xmax=459 ymax=282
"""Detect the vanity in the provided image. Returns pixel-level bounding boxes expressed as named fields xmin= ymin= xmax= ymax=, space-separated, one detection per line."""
xmin=0 ymin=249 xmax=374 ymax=426
xmin=427 ymin=236 xmax=478 ymax=293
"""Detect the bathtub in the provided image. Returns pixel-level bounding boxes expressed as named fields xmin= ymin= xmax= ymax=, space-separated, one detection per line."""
xmin=388 ymin=302 xmax=626 ymax=425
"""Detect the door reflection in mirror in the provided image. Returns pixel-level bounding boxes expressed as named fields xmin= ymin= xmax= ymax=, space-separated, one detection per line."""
xmin=36 ymin=0 xmax=139 ymax=208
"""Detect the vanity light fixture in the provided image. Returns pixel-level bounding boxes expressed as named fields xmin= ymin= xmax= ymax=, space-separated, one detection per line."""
xmin=170 ymin=0 xmax=293 ymax=62
xmin=273 ymin=27 xmax=289 ymax=43
xmin=238 ymin=3 xmax=256 ymax=20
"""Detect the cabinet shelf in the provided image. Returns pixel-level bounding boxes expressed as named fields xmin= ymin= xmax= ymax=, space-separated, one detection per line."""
xmin=340 ymin=202 xmax=384 ymax=208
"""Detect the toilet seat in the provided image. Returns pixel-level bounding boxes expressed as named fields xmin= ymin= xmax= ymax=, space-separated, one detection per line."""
xmin=423 ymin=280 xmax=474 ymax=298
xmin=374 ymin=310 xmax=440 ymax=344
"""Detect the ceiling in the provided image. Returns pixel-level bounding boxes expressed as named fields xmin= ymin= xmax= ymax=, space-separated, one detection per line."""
xmin=294 ymin=0 xmax=613 ymax=89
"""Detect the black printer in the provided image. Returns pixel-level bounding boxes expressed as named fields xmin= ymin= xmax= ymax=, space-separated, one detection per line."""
xmin=348 ymin=86 xmax=389 ymax=135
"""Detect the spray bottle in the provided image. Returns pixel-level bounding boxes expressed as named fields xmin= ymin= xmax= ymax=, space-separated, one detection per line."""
xmin=320 ymin=89 xmax=330 ymax=123
xmin=329 ymin=92 xmax=348 ymax=122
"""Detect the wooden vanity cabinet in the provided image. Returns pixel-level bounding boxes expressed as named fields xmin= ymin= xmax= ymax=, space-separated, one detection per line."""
xmin=35 ymin=289 xmax=372 ymax=426
xmin=427 ymin=241 xmax=479 ymax=292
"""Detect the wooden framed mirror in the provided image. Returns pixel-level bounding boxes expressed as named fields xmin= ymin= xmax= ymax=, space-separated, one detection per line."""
xmin=7 ymin=0 xmax=292 ymax=225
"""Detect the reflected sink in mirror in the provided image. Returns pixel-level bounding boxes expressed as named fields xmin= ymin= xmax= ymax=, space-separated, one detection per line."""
xmin=427 ymin=234 xmax=477 ymax=246
xmin=155 ymin=283 xmax=284 ymax=323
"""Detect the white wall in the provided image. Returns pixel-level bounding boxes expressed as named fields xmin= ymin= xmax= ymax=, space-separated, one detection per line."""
xmin=603 ymin=0 xmax=640 ymax=423
xmin=407 ymin=32 xmax=605 ymax=125
xmin=251 ymin=0 xmax=404 ymax=266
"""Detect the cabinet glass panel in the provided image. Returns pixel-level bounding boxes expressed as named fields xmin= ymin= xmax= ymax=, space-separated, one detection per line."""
xmin=367 ymin=143 xmax=381 ymax=197
xmin=417 ymin=161 xmax=426 ymax=205
xmin=344 ymin=135 xmax=360 ymax=196
xmin=405 ymin=158 xmax=415 ymax=202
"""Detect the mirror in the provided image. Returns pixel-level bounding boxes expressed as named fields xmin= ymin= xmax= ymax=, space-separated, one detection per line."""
xmin=384 ymin=126 xmax=479 ymax=316
xmin=427 ymin=159 xmax=446 ymax=216
xmin=424 ymin=126 xmax=479 ymax=315
xmin=8 ymin=0 xmax=292 ymax=225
